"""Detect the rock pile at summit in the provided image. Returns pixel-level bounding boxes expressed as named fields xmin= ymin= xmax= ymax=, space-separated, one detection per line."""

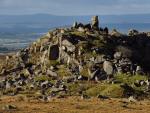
xmin=0 ymin=16 xmax=150 ymax=100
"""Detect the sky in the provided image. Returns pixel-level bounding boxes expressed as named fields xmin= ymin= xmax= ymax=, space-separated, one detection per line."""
xmin=0 ymin=0 xmax=150 ymax=15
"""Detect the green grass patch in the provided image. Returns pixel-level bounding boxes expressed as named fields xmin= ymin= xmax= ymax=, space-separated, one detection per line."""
xmin=35 ymin=75 xmax=51 ymax=82
xmin=66 ymin=81 xmax=95 ymax=96
xmin=80 ymin=66 xmax=89 ymax=78
xmin=56 ymin=66 xmax=72 ymax=78
xmin=70 ymin=31 xmax=87 ymax=37
xmin=85 ymin=83 xmax=124 ymax=98
xmin=114 ymin=73 xmax=148 ymax=85
xmin=114 ymin=73 xmax=148 ymax=95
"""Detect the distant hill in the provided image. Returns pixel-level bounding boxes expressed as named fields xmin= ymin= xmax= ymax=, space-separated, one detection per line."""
xmin=1 ymin=14 xmax=150 ymax=24
xmin=0 ymin=14 xmax=150 ymax=33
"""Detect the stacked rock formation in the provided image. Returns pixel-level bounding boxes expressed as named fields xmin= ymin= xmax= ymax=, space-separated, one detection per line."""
xmin=0 ymin=16 xmax=150 ymax=99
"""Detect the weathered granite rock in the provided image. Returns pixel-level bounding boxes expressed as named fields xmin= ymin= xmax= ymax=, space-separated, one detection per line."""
xmin=78 ymin=27 xmax=85 ymax=32
xmin=72 ymin=22 xmax=78 ymax=28
xmin=95 ymin=55 xmax=106 ymax=64
xmin=91 ymin=16 xmax=99 ymax=30
xmin=103 ymin=61 xmax=114 ymax=75
xmin=2 ymin=104 xmax=17 ymax=110
xmin=62 ymin=39 xmax=75 ymax=52
xmin=47 ymin=70 xmax=58 ymax=77
xmin=136 ymin=66 xmax=143 ymax=74
xmin=128 ymin=96 xmax=137 ymax=103
xmin=114 ymin=52 xmax=122 ymax=60
xmin=5 ymin=81 xmax=11 ymax=89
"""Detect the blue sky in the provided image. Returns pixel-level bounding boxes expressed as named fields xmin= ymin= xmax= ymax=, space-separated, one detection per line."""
xmin=0 ymin=0 xmax=150 ymax=15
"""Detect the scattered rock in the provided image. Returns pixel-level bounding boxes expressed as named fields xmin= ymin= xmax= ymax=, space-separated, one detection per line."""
xmin=97 ymin=95 xmax=110 ymax=100
xmin=114 ymin=52 xmax=122 ymax=60
xmin=47 ymin=70 xmax=58 ymax=77
xmin=2 ymin=104 xmax=17 ymax=110
xmin=81 ymin=94 xmax=90 ymax=99
xmin=128 ymin=96 xmax=137 ymax=103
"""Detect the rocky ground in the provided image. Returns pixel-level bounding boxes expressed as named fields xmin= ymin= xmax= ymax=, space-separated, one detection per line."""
xmin=1 ymin=16 xmax=150 ymax=112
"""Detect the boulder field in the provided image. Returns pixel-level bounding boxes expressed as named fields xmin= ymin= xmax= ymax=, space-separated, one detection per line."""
xmin=0 ymin=16 xmax=150 ymax=100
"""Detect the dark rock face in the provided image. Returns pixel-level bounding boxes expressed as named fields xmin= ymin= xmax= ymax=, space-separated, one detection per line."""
xmin=48 ymin=45 xmax=59 ymax=60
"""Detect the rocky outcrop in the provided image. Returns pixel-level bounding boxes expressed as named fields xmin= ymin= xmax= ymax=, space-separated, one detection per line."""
xmin=0 ymin=16 xmax=150 ymax=99
xmin=91 ymin=16 xmax=99 ymax=30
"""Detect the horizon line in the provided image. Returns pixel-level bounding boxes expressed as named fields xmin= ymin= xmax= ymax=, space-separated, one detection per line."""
xmin=1 ymin=13 xmax=150 ymax=16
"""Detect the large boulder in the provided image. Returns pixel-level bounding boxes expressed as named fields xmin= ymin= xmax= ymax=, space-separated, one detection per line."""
xmin=103 ymin=61 xmax=114 ymax=75
xmin=47 ymin=70 xmax=58 ymax=77
xmin=62 ymin=39 xmax=75 ymax=52
xmin=95 ymin=55 xmax=106 ymax=64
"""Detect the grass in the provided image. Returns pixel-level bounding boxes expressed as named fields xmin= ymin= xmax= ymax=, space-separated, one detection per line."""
xmin=28 ymin=52 xmax=41 ymax=64
xmin=46 ymin=60 xmax=60 ymax=67
xmin=80 ymin=66 xmax=89 ymax=78
xmin=66 ymin=81 xmax=95 ymax=96
xmin=65 ymin=73 xmax=148 ymax=98
xmin=67 ymin=83 xmax=81 ymax=95
xmin=56 ymin=66 xmax=72 ymax=78
xmin=114 ymin=73 xmax=148 ymax=96
xmin=114 ymin=73 xmax=148 ymax=85
xmin=85 ymin=83 xmax=124 ymax=98
xmin=3 ymin=87 xmax=17 ymax=95
xmin=92 ymin=39 xmax=105 ymax=48
xmin=21 ymin=69 xmax=30 ymax=77
xmin=75 ymin=104 xmax=90 ymax=110
xmin=70 ymin=31 xmax=87 ymax=37
xmin=35 ymin=75 xmax=51 ymax=82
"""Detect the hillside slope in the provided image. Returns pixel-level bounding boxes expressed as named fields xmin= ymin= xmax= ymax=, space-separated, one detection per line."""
xmin=0 ymin=16 xmax=150 ymax=100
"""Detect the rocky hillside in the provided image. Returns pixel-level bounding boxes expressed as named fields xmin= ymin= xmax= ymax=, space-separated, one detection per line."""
xmin=0 ymin=16 xmax=150 ymax=100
